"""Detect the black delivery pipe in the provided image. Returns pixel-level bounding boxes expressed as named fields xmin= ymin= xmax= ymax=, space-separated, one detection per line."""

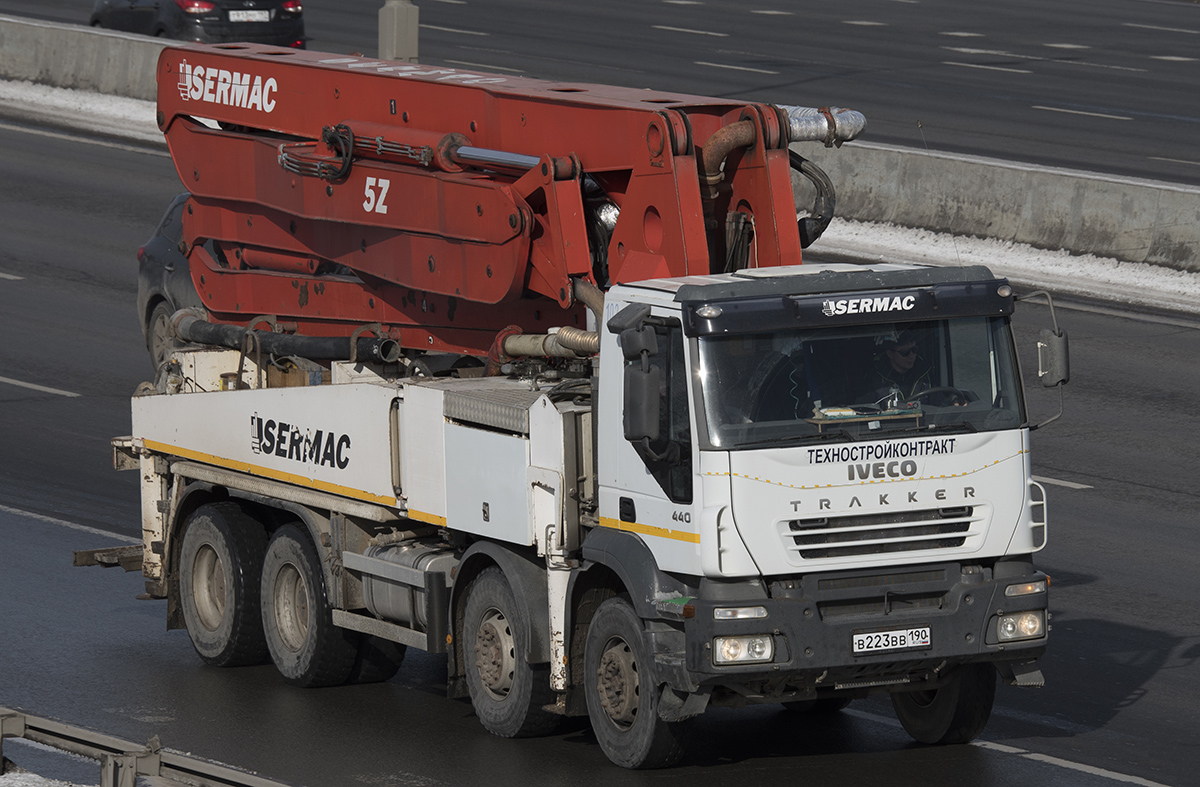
xmin=173 ymin=313 xmax=402 ymax=363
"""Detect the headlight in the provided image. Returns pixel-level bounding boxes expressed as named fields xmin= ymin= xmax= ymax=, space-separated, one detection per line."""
xmin=713 ymin=606 xmax=767 ymax=620
xmin=713 ymin=635 xmax=774 ymax=664
xmin=1004 ymin=580 xmax=1046 ymax=597
xmin=997 ymin=611 xmax=1044 ymax=641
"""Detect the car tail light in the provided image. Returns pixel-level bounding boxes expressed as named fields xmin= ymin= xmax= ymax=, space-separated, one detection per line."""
xmin=137 ymin=246 xmax=147 ymax=263
xmin=174 ymin=0 xmax=217 ymax=13
xmin=281 ymin=1 xmax=302 ymax=12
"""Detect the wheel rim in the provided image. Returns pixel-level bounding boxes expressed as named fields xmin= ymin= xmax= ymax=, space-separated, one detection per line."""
xmin=192 ymin=544 xmax=226 ymax=631
xmin=473 ymin=607 xmax=515 ymax=699
xmin=273 ymin=562 xmax=310 ymax=652
xmin=150 ymin=311 xmax=172 ymax=368
xmin=596 ymin=636 xmax=639 ymax=729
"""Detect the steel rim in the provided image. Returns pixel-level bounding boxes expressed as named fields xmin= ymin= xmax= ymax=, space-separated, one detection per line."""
xmin=596 ymin=636 xmax=639 ymax=729
xmin=150 ymin=309 xmax=172 ymax=368
xmin=273 ymin=562 xmax=310 ymax=652
xmin=474 ymin=606 xmax=515 ymax=699
xmin=192 ymin=544 xmax=226 ymax=632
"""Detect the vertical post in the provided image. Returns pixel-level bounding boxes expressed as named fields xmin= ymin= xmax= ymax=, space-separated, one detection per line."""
xmin=379 ymin=0 xmax=420 ymax=63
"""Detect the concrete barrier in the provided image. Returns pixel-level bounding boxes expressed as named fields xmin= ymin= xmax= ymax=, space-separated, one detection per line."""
xmin=795 ymin=141 xmax=1200 ymax=272
xmin=1 ymin=13 xmax=1196 ymax=272
xmin=0 ymin=14 xmax=167 ymax=102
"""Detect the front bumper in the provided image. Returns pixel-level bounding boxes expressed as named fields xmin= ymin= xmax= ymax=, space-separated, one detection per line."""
xmin=662 ymin=561 xmax=1047 ymax=697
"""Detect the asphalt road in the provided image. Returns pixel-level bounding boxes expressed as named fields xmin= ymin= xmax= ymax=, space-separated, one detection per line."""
xmin=1 ymin=117 xmax=1199 ymax=786
xmin=2 ymin=0 xmax=1199 ymax=186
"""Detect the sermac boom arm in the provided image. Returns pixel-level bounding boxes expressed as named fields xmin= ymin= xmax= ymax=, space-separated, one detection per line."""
xmin=156 ymin=44 xmax=863 ymax=355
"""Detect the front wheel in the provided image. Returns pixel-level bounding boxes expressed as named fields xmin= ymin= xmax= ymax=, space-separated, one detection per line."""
xmin=260 ymin=525 xmax=358 ymax=687
xmin=584 ymin=597 xmax=688 ymax=769
xmin=891 ymin=663 xmax=996 ymax=744
xmin=462 ymin=567 xmax=559 ymax=738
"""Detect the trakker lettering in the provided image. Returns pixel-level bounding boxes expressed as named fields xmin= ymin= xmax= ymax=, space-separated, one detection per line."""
xmin=790 ymin=487 xmax=975 ymax=511
xmin=807 ymin=438 xmax=957 ymax=465
xmin=822 ymin=294 xmax=916 ymax=317
xmin=250 ymin=414 xmax=351 ymax=469
xmin=177 ymin=60 xmax=278 ymax=113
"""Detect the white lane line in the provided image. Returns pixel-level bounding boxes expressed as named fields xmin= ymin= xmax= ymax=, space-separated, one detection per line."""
xmin=750 ymin=9 xmax=793 ymax=14
xmin=0 ymin=504 xmax=139 ymax=545
xmin=1123 ymin=22 xmax=1199 ymax=34
xmin=1150 ymin=155 xmax=1200 ymax=166
xmin=444 ymin=60 xmax=525 ymax=73
xmin=0 ymin=271 xmax=23 ymax=281
xmin=845 ymin=709 xmax=1172 ymax=787
xmin=695 ymin=61 xmax=780 ymax=74
xmin=943 ymin=46 xmax=1146 ymax=72
xmin=0 ymin=375 xmax=81 ymax=398
xmin=843 ymin=20 xmax=888 ymax=26
xmin=943 ymin=60 xmax=1032 ymax=74
xmin=653 ymin=24 xmax=728 ymax=36
xmin=1151 ymin=55 xmax=1198 ymax=62
xmin=1044 ymin=43 xmax=1090 ymax=49
xmin=0 ymin=120 xmax=169 ymax=156
xmin=1033 ymin=475 xmax=1093 ymax=490
xmin=664 ymin=0 xmax=703 ymax=4
xmin=1032 ymin=105 xmax=1132 ymax=120
xmin=940 ymin=31 xmax=984 ymax=37
xmin=429 ymin=0 xmax=466 ymax=4
xmin=419 ymin=24 xmax=488 ymax=35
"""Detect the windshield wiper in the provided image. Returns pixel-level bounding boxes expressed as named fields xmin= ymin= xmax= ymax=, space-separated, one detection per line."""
xmin=738 ymin=429 xmax=856 ymax=449
xmin=889 ymin=421 xmax=978 ymax=436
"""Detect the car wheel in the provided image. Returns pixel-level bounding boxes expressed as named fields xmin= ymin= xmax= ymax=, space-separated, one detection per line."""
xmin=147 ymin=301 xmax=177 ymax=370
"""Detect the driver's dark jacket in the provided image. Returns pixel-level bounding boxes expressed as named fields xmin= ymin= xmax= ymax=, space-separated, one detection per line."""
xmin=871 ymin=358 xmax=933 ymax=400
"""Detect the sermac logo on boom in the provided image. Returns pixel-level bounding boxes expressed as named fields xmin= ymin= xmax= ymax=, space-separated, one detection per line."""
xmin=177 ymin=60 xmax=278 ymax=113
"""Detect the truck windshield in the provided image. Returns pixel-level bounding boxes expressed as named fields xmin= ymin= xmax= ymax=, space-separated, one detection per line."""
xmin=696 ymin=316 xmax=1024 ymax=448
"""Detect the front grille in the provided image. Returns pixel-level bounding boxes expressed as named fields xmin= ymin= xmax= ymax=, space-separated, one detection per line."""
xmin=783 ymin=507 xmax=979 ymax=560
xmin=819 ymin=592 xmax=944 ymax=618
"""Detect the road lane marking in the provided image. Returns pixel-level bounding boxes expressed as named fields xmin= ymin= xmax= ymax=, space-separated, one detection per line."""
xmin=695 ymin=61 xmax=780 ymax=74
xmin=444 ymin=60 xmax=525 ymax=73
xmin=0 ymin=120 xmax=169 ymax=156
xmin=943 ymin=47 xmax=1145 ymax=72
xmin=1032 ymin=105 xmax=1132 ymax=120
xmin=0 ymin=271 xmax=22 ymax=280
xmin=940 ymin=31 xmax=984 ymax=37
xmin=943 ymin=61 xmax=1032 ymax=73
xmin=664 ymin=0 xmax=703 ymax=4
xmin=1150 ymin=155 xmax=1200 ymax=166
xmin=1151 ymin=55 xmax=1198 ymax=61
xmin=1123 ymin=22 xmax=1199 ymax=34
xmin=843 ymin=20 xmax=888 ymax=26
xmin=1033 ymin=475 xmax=1093 ymax=490
xmin=0 ymin=375 xmax=80 ymax=398
xmin=653 ymin=25 xmax=727 ymax=36
xmin=419 ymin=24 xmax=488 ymax=35
xmin=0 ymin=504 xmax=139 ymax=544
xmin=845 ymin=709 xmax=1173 ymax=787
xmin=1044 ymin=43 xmax=1090 ymax=49
xmin=750 ymin=9 xmax=793 ymax=14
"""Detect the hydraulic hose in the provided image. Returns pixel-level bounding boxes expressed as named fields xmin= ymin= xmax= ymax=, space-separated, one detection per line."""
xmin=173 ymin=312 xmax=401 ymax=363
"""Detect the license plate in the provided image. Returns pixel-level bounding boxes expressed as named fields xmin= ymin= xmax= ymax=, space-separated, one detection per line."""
xmin=852 ymin=626 xmax=931 ymax=654
xmin=229 ymin=10 xmax=270 ymax=22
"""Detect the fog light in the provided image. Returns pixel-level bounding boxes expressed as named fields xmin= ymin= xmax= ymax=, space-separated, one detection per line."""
xmin=1005 ymin=580 xmax=1046 ymax=597
xmin=713 ymin=606 xmax=768 ymax=620
xmin=998 ymin=611 xmax=1044 ymax=641
xmin=713 ymin=635 xmax=774 ymax=664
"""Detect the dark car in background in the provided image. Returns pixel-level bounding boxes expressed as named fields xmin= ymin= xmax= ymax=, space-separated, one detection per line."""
xmin=138 ymin=193 xmax=206 ymax=370
xmin=90 ymin=0 xmax=304 ymax=48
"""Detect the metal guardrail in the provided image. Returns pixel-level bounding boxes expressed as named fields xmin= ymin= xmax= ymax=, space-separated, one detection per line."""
xmin=0 ymin=707 xmax=299 ymax=787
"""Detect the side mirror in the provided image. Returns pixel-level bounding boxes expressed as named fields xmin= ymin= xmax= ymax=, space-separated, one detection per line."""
xmin=623 ymin=364 xmax=661 ymax=441
xmin=1037 ymin=329 xmax=1070 ymax=388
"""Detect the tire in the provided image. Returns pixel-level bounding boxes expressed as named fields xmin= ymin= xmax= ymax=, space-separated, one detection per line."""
xmin=147 ymin=301 xmax=177 ymax=371
xmin=782 ymin=697 xmax=853 ymax=714
xmin=891 ymin=663 xmax=997 ymax=744
xmin=346 ymin=635 xmax=406 ymax=684
xmin=584 ymin=597 xmax=688 ymax=769
xmin=178 ymin=502 xmax=269 ymax=667
xmin=462 ymin=567 xmax=560 ymax=738
xmin=260 ymin=525 xmax=358 ymax=687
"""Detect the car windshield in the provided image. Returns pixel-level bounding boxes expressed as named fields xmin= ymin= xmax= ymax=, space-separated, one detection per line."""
xmin=697 ymin=316 xmax=1024 ymax=449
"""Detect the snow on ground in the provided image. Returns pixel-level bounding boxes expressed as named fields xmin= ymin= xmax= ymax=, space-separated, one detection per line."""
xmin=2 ymin=78 xmax=1196 ymax=317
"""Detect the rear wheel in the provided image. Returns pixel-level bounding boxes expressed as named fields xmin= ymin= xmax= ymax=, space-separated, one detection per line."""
xmin=260 ymin=525 xmax=358 ymax=687
xmin=178 ymin=503 xmax=268 ymax=667
xmin=462 ymin=567 xmax=559 ymax=738
xmin=891 ymin=663 xmax=996 ymax=744
xmin=147 ymin=301 xmax=177 ymax=371
xmin=584 ymin=597 xmax=688 ymax=769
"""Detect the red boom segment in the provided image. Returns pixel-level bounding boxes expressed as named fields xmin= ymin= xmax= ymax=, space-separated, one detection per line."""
xmin=156 ymin=44 xmax=809 ymax=355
